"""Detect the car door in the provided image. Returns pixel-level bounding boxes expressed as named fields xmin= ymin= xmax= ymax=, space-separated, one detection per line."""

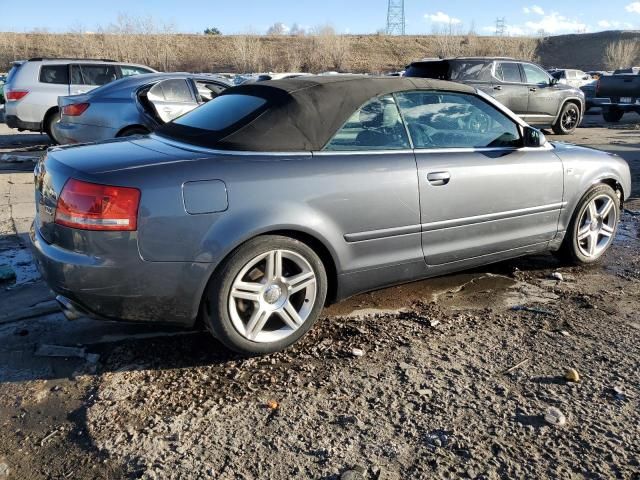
xmin=522 ymin=63 xmax=559 ymax=124
xmin=394 ymin=90 xmax=564 ymax=266
xmin=491 ymin=61 xmax=529 ymax=116
xmin=147 ymin=79 xmax=198 ymax=123
xmin=317 ymin=94 xmax=423 ymax=279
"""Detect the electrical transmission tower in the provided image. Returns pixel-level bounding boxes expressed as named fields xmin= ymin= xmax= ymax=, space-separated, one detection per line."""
xmin=495 ymin=17 xmax=506 ymax=36
xmin=386 ymin=0 xmax=405 ymax=35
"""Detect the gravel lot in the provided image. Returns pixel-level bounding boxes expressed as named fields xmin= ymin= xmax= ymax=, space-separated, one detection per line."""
xmin=0 ymin=110 xmax=638 ymax=480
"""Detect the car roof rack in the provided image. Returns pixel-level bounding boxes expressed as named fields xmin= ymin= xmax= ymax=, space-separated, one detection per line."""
xmin=28 ymin=57 xmax=117 ymax=62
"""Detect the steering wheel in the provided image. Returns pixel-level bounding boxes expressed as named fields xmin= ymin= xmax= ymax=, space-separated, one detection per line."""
xmin=467 ymin=112 xmax=490 ymax=133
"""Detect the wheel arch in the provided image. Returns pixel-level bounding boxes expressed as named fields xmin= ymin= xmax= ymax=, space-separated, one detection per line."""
xmin=116 ymin=124 xmax=151 ymax=137
xmin=597 ymin=177 xmax=625 ymax=209
xmin=554 ymin=96 xmax=584 ymax=124
xmin=41 ymin=106 xmax=60 ymax=133
xmin=194 ymin=227 xmax=340 ymax=328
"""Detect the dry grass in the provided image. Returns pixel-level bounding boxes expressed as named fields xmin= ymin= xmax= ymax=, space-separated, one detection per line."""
xmin=604 ymin=39 xmax=639 ymax=70
xmin=0 ymin=32 xmax=542 ymax=73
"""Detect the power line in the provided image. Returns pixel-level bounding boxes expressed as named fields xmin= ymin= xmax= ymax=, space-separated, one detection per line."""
xmin=386 ymin=0 xmax=405 ymax=36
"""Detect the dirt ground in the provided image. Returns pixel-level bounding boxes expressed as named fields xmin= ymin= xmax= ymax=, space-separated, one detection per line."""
xmin=0 ymin=109 xmax=638 ymax=480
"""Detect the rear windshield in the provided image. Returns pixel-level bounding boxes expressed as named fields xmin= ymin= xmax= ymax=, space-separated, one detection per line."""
xmin=6 ymin=63 xmax=23 ymax=84
xmin=157 ymin=93 xmax=269 ymax=147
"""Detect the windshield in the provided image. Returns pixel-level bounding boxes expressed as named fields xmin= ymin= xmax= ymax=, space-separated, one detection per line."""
xmin=156 ymin=93 xmax=270 ymax=148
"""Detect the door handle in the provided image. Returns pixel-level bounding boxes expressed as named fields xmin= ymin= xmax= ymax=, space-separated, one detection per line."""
xmin=494 ymin=85 xmax=502 ymax=90
xmin=427 ymin=171 xmax=451 ymax=186
xmin=529 ymin=87 xmax=537 ymax=92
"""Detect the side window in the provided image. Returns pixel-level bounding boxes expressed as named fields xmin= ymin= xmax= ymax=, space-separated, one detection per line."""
xmin=79 ymin=65 xmax=118 ymax=86
xmin=148 ymin=79 xmax=194 ymax=103
xmin=70 ymin=65 xmax=83 ymax=84
xmin=121 ymin=66 xmax=153 ymax=77
xmin=495 ymin=62 xmax=522 ymax=83
xmin=194 ymin=80 xmax=227 ymax=103
xmin=324 ymin=94 xmax=410 ymax=151
xmin=395 ymin=91 xmax=522 ymax=150
xmin=39 ymin=65 xmax=69 ymax=85
xmin=523 ymin=64 xmax=551 ymax=85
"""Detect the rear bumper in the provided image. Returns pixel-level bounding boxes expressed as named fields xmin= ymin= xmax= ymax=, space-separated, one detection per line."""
xmin=5 ymin=114 xmax=40 ymax=131
xmin=53 ymin=121 xmax=118 ymax=145
xmin=30 ymin=222 xmax=209 ymax=327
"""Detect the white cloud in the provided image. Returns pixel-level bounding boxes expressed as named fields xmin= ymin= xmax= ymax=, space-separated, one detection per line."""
xmin=523 ymin=5 xmax=545 ymax=15
xmin=425 ymin=12 xmax=462 ymax=25
xmin=626 ymin=2 xmax=640 ymax=13
xmin=597 ymin=19 xmax=633 ymax=29
xmin=524 ymin=11 xmax=588 ymax=33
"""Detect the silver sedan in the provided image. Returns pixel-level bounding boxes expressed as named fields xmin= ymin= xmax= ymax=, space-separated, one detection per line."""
xmin=53 ymin=73 xmax=232 ymax=144
xmin=32 ymin=76 xmax=631 ymax=355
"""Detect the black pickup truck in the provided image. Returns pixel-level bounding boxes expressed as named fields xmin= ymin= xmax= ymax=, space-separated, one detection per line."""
xmin=597 ymin=69 xmax=640 ymax=122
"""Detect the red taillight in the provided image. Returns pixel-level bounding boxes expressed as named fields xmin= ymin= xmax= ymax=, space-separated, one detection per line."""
xmin=62 ymin=103 xmax=90 ymax=116
xmin=6 ymin=90 xmax=29 ymax=101
xmin=55 ymin=179 xmax=140 ymax=231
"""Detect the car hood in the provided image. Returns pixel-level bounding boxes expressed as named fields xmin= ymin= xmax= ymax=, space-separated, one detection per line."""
xmin=45 ymin=136 xmax=207 ymax=175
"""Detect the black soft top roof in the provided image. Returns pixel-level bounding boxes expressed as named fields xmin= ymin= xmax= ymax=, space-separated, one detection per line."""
xmin=170 ymin=75 xmax=477 ymax=152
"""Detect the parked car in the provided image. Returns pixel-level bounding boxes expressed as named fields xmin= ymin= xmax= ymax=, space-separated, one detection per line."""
xmin=54 ymin=73 xmax=232 ymax=144
xmin=3 ymin=58 xmax=156 ymax=142
xmin=405 ymin=57 xmax=585 ymax=134
xmin=31 ymin=76 xmax=630 ymax=355
xmin=548 ymin=68 xmax=594 ymax=88
xmin=597 ymin=70 xmax=640 ymax=122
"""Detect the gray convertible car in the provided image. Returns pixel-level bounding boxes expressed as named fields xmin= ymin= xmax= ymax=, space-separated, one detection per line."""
xmin=31 ymin=76 xmax=631 ymax=354
xmin=53 ymin=73 xmax=232 ymax=144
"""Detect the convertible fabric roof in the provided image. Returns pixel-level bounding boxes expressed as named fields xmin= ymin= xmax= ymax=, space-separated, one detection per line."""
xmin=210 ymin=76 xmax=476 ymax=152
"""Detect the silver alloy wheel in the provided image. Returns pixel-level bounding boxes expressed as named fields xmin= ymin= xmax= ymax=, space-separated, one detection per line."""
xmin=576 ymin=194 xmax=617 ymax=258
xmin=228 ymin=249 xmax=317 ymax=343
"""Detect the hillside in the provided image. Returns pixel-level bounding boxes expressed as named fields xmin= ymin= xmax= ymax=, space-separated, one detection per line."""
xmin=0 ymin=30 xmax=638 ymax=73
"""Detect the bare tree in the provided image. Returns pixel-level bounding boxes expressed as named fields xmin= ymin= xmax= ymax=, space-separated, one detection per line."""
xmin=290 ymin=24 xmax=306 ymax=36
xmin=266 ymin=22 xmax=288 ymax=36
xmin=231 ymin=35 xmax=263 ymax=72
xmin=604 ymin=40 xmax=639 ymax=70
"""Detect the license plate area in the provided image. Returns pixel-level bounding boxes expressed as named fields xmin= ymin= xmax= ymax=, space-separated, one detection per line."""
xmin=620 ymin=97 xmax=633 ymax=103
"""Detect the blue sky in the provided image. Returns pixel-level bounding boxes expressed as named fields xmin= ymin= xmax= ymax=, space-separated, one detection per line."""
xmin=1 ymin=0 xmax=640 ymax=35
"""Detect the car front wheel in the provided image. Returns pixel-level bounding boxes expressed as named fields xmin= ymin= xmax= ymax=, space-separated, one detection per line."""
xmin=204 ymin=235 xmax=328 ymax=355
xmin=558 ymin=184 xmax=620 ymax=264
xmin=44 ymin=110 xmax=62 ymax=144
xmin=552 ymin=102 xmax=581 ymax=135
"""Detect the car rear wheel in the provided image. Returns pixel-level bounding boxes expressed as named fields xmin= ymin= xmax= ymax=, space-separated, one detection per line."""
xmin=44 ymin=110 xmax=62 ymax=144
xmin=602 ymin=108 xmax=624 ymax=123
xmin=558 ymin=184 xmax=620 ymax=264
xmin=552 ymin=102 xmax=580 ymax=135
xmin=203 ymin=235 xmax=328 ymax=355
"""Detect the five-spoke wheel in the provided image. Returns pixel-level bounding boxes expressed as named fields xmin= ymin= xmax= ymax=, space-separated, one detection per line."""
xmin=204 ymin=235 xmax=327 ymax=354
xmin=559 ymin=184 xmax=620 ymax=264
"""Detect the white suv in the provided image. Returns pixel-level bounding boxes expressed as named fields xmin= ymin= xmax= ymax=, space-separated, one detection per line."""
xmin=4 ymin=58 xmax=156 ymax=142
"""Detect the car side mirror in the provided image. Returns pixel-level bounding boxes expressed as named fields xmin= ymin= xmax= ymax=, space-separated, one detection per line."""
xmin=550 ymin=77 xmax=559 ymax=86
xmin=523 ymin=126 xmax=546 ymax=148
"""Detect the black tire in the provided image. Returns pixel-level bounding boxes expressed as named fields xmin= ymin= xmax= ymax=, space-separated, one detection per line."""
xmin=602 ymin=108 xmax=624 ymax=123
xmin=203 ymin=235 xmax=328 ymax=355
xmin=552 ymin=102 xmax=581 ymax=135
xmin=117 ymin=126 xmax=151 ymax=137
xmin=44 ymin=110 xmax=61 ymax=144
xmin=557 ymin=184 xmax=620 ymax=264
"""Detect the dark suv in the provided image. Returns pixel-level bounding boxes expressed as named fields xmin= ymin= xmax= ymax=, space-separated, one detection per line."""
xmin=405 ymin=57 xmax=585 ymax=135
